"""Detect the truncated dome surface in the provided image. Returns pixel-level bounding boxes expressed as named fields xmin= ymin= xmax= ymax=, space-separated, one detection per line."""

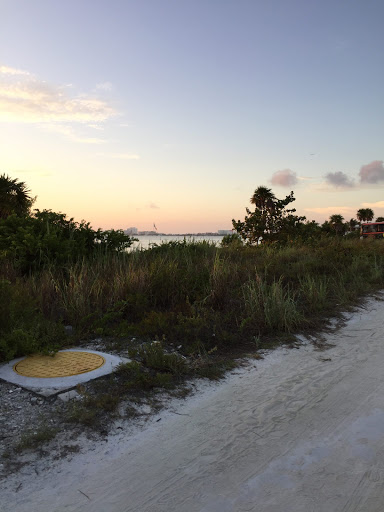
xmin=13 ymin=351 xmax=106 ymax=378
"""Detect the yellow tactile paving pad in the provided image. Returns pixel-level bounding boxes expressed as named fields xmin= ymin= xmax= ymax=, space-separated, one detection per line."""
xmin=13 ymin=351 xmax=106 ymax=378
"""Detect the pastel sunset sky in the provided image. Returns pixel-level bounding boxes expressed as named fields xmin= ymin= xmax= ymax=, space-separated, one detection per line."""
xmin=1 ymin=0 xmax=383 ymax=233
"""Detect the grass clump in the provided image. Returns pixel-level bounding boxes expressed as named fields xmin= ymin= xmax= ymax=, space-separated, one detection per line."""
xmin=66 ymin=352 xmax=184 ymax=428
xmin=14 ymin=426 xmax=58 ymax=453
xmin=128 ymin=342 xmax=187 ymax=375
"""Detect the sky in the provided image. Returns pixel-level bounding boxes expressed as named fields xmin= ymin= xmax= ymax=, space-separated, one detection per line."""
xmin=1 ymin=0 xmax=383 ymax=233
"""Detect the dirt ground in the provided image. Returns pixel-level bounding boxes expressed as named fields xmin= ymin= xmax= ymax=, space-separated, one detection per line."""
xmin=2 ymin=294 xmax=384 ymax=511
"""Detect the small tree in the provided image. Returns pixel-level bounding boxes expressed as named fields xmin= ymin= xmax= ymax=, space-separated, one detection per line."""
xmin=376 ymin=217 xmax=384 ymax=222
xmin=220 ymin=233 xmax=243 ymax=248
xmin=295 ymin=220 xmax=322 ymax=241
xmin=233 ymin=189 xmax=306 ymax=245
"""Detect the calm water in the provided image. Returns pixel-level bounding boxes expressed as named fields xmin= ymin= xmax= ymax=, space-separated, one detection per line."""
xmin=131 ymin=234 xmax=225 ymax=251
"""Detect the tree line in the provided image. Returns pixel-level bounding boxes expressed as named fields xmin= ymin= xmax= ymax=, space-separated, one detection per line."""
xmin=232 ymin=186 xmax=382 ymax=245
xmin=1 ymin=175 xmax=381 ymax=260
xmin=0 ymin=174 xmax=136 ymax=272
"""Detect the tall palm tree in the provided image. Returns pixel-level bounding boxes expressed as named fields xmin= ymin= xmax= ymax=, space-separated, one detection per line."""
xmin=0 ymin=174 xmax=33 ymax=219
xmin=357 ymin=208 xmax=374 ymax=223
xmin=250 ymin=186 xmax=276 ymax=213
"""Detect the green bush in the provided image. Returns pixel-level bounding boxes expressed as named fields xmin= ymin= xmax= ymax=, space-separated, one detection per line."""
xmin=220 ymin=233 xmax=243 ymax=248
xmin=129 ymin=342 xmax=187 ymax=375
xmin=0 ymin=278 xmax=66 ymax=362
xmin=0 ymin=210 xmax=136 ymax=273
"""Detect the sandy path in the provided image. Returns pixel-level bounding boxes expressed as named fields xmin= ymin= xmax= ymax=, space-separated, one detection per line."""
xmin=3 ymin=295 xmax=384 ymax=511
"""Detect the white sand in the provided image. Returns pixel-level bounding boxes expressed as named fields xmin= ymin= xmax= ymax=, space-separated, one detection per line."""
xmin=3 ymin=294 xmax=384 ymax=511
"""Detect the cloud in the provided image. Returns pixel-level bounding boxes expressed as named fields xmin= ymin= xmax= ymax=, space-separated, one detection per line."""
xmin=136 ymin=202 xmax=160 ymax=211
xmin=0 ymin=66 xmax=116 ymax=124
xmin=0 ymin=65 xmax=30 ymax=76
xmin=305 ymin=206 xmax=354 ymax=215
xmin=270 ymin=169 xmax=298 ymax=187
xmin=110 ymin=153 xmax=140 ymax=160
xmin=325 ymin=171 xmax=355 ymax=188
xmin=297 ymin=176 xmax=315 ymax=181
xmin=361 ymin=201 xmax=384 ymax=209
xmin=96 ymin=82 xmax=113 ymax=92
xmin=87 ymin=124 xmax=104 ymax=130
xmin=97 ymin=152 xmax=140 ymax=160
xmin=11 ymin=169 xmax=53 ymax=177
xmin=359 ymin=161 xmax=384 ymax=184
xmin=45 ymin=125 xmax=106 ymax=144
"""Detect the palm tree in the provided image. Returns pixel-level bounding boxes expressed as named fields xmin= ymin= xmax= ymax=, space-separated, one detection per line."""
xmin=0 ymin=174 xmax=34 ymax=219
xmin=329 ymin=214 xmax=345 ymax=235
xmin=349 ymin=218 xmax=359 ymax=231
xmin=250 ymin=186 xmax=276 ymax=213
xmin=357 ymin=208 xmax=374 ymax=223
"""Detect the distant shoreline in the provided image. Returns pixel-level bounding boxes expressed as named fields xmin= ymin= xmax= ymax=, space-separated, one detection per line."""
xmin=130 ymin=233 xmax=226 ymax=250
xmin=134 ymin=233 xmax=225 ymax=237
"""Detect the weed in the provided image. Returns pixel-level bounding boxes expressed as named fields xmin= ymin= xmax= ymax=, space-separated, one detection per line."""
xmin=116 ymin=360 xmax=178 ymax=390
xmin=14 ymin=426 xmax=58 ymax=453
xmin=129 ymin=342 xmax=187 ymax=375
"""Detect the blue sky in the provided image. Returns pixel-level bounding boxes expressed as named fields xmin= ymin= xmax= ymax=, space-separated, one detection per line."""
xmin=1 ymin=0 xmax=383 ymax=232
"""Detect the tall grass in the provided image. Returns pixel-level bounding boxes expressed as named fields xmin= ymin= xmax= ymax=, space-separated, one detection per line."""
xmin=2 ymin=238 xmax=384 ymax=361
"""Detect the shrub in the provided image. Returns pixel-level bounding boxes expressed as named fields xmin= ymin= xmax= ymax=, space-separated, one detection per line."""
xmin=0 ymin=210 xmax=136 ymax=273
xmin=0 ymin=279 xmax=66 ymax=362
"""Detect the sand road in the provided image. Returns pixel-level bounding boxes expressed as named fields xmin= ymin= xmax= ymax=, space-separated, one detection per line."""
xmin=3 ymin=294 xmax=384 ymax=511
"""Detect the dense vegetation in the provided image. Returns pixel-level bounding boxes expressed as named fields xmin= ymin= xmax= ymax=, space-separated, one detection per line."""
xmin=2 ymin=236 xmax=384 ymax=363
xmin=1 ymin=177 xmax=384 ymax=364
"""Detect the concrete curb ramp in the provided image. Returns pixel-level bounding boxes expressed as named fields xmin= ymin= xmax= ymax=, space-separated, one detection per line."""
xmin=0 ymin=349 xmax=129 ymax=396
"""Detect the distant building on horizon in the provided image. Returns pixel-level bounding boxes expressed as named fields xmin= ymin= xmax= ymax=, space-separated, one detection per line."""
xmin=138 ymin=230 xmax=159 ymax=236
xmin=125 ymin=227 xmax=138 ymax=235
xmin=218 ymin=229 xmax=233 ymax=235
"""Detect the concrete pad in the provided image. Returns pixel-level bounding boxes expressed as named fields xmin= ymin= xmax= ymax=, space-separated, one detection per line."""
xmin=57 ymin=390 xmax=81 ymax=402
xmin=0 ymin=349 xmax=129 ymax=397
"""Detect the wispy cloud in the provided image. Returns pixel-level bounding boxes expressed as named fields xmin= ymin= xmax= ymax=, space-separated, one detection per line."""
xmin=46 ymin=125 xmax=107 ymax=144
xmin=11 ymin=169 xmax=53 ymax=177
xmin=96 ymin=152 xmax=140 ymax=160
xmin=305 ymin=206 xmax=354 ymax=216
xmin=359 ymin=161 xmax=384 ymax=184
xmin=0 ymin=65 xmax=116 ymax=124
xmin=136 ymin=202 xmax=160 ymax=211
xmin=87 ymin=124 xmax=104 ymax=130
xmin=297 ymin=176 xmax=315 ymax=181
xmin=96 ymin=82 xmax=113 ymax=92
xmin=0 ymin=65 xmax=30 ymax=76
xmin=361 ymin=201 xmax=384 ymax=209
xmin=270 ymin=169 xmax=298 ymax=187
xmin=325 ymin=171 xmax=355 ymax=188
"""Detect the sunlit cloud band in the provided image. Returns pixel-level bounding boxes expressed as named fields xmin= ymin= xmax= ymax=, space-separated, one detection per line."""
xmin=0 ymin=65 xmax=116 ymax=124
